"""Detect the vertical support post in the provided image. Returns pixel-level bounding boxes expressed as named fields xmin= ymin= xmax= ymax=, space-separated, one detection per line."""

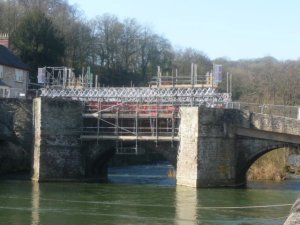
xmin=115 ymin=107 xmax=119 ymax=136
xmin=194 ymin=64 xmax=197 ymax=85
xmin=226 ymin=72 xmax=229 ymax=93
xmin=116 ymin=140 xmax=119 ymax=154
xmin=81 ymin=67 xmax=85 ymax=87
xmin=80 ymin=102 xmax=84 ymax=143
xmin=95 ymin=75 xmax=98 ymax=88
xmin=135 ymin=102 xmax=138 ymax=138
xmin=32 ymin=98 xmax=41 ymax=181
xmin=157 ymin=66 xmax=161 ymax=87
xmin=171 ymin=110 xmax=175 ymax=147
xmin=260 ymin=104 xmax=264 ymax=114
xmin=175 ymin=68 xmax=178 ymax=85
xmin=172 ymin=69 xmax=174 ymax=88
xmin=156 ymin=96 xmax=159 ymax=145
xmin=135 ymin=101 xmax=139 ymax=154
xmin=191 ymin=63 xmax=194 ymax=87
xmin=176 ymin=107 xmax=199 ymax=187
xmin=191 ymin=89 xmax=194 ymax=107
xmin=87 ymin=66 xmax=93 ymax=88
xmin=97 ymin=100 xmax=100 ymax=145
xmin=71 ymin=69 xmax=75 ymax=87
xmin=115 ymin=105 xmax=119 ymax=153
xmin=230 ymin=73 xmax=232 ymax=96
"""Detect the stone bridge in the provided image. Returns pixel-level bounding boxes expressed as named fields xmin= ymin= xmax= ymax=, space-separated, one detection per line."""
xmin=1 ymin=98 xmax=300 ymax=187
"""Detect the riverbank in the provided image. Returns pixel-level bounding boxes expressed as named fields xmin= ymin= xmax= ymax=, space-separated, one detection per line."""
xmin=247 ymin=148 xmax=290 ymax=181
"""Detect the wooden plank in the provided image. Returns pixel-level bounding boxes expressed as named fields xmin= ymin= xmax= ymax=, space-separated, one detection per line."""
xmin=80 ymin=135 xmax=180 ymax=141
xmin=150 ymin=84 xmax=216 ymax=88
xmin=82 ymin=113 xmax=177 ymax=119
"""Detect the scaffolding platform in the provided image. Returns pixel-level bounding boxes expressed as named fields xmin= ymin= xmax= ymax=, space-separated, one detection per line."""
xmin=80 ymin=135 xmax=179 ymax=141
xmin=38 ymin=64 xmax=232 ymax=154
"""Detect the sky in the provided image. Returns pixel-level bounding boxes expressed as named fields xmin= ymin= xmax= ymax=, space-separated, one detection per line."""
xmin=68 ymin=0 xmax=300 ymax=61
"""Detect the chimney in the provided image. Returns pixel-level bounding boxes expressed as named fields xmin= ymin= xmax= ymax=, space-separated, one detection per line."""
xmin=0 ymin=33 xmax=9 ymax=48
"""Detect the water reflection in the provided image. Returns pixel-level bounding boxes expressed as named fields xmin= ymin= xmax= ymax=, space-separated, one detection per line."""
xmin=17 ymin=164 xmax=298 ymax=225
xmin=31 ymin=181 xmax=40 ymax=225
xmin=175 ymin=186 xmax=198 ymax=225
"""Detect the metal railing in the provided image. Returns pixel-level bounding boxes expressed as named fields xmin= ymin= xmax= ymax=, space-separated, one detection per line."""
xmin=227 ymin=102 xmax=299 ymax=119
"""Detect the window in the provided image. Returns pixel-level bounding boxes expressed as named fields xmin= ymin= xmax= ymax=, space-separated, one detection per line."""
xmin=15 ymin=69 xmax=23 ymax=82
xmin=0 ymin=65 xmax=3 ymax=78
xmin=5 ymin=88 xmax=10 ymax=98
xmin=0 ymin=87 xmax=10 ymax=98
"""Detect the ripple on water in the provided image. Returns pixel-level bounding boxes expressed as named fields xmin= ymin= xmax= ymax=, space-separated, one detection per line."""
xmin=0 ymin=164 xmax=298 ymax=225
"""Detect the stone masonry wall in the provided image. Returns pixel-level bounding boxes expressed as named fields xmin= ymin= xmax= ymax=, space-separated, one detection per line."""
xmin=248 ymin=113 xmax=300 ymax=136
xmin=0 ymin=98 xmax=33 ymax=175
xmin=32 ymin=98 xmax=84 ymax=181
xmin=196 ymin=108 xmax=238 ymax=187
xmin=176 ymin=107 xmax=199 ymax=187
xmin=177 ymin=107 xmax=240 ymax=187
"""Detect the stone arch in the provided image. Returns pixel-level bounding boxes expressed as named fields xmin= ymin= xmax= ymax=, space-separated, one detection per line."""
xmin=0 ymin=140 xmax=30 ymax=177
xmin=244 ymin=144 xmax=287 ymax=175
xmin=83 ymin=141 xmax=116 ymax=180
xmin=83 ymin=140 xmax=179 ymax=180
xmin=236 ymin=136 xmax=288 ymax=184
xmin=139 ymin=141 xmax=179 ymax=167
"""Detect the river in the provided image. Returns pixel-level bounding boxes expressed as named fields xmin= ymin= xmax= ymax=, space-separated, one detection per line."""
xmin=0 ymin=163 xmax=299 ymax=225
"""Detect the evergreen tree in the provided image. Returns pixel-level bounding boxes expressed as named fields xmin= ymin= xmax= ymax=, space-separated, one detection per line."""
xmin=11 ymin=10 xmax=65 ymax=81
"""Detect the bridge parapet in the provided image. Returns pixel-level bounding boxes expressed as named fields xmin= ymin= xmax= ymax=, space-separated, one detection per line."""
xmin=248 ymin=113 xmax=300 ymax=135
xmin=235 ymin=112 xmax=300 ymax=145
xmin=228 ymin=102 xmax=298 ymax=118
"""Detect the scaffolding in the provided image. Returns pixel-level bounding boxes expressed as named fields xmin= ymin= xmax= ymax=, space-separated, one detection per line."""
xmin=40 ymin=87 xmax=230 ymax=106
xmin=37 ymin=66 xmax=95 ymax=89
xmin=81 ymin=100 xmax=180 ymax=154
xmin=39 ymin=64 xmax=231 ymax=154
xmin=149 ymin=64 xmax=220 ymax=88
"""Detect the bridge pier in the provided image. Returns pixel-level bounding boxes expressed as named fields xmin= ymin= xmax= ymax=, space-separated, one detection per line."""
xmin=177 ymin=107 xmax=239 ymax=187
xmin=32 ymin=98 xmax=85 ymax=181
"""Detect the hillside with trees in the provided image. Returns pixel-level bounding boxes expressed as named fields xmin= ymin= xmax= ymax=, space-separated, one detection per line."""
xmin=0 ymin=0 xmax=211 ymax=86
xmin=216 ymin=57 xmax=300 ymax=105
xmin=2 ymin=0 xmax=300 ymax=105
xmin=2 ymin=0 xmax=300 ymax=106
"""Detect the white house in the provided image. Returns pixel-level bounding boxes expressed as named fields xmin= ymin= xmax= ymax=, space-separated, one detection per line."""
xmin=0 ymin=40 xmax=29 ymax=98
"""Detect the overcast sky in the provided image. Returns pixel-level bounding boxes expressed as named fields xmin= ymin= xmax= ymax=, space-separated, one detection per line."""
xmin=68 ymin=0 xmax=300 ymax=60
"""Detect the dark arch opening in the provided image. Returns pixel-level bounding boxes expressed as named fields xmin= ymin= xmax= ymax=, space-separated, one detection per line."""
xmin=85 ymin=140 xmax=178 ymax=184
xmin=84 ymin=141 xmax=115 ymax=180
xmin=243 ymin=144 xmax=287 ymax=183
xmin=0 ymin=140 xmax=31 ymax=180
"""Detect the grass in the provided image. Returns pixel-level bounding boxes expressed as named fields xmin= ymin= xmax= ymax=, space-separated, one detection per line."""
xmin=167 ymin=168 xmax=176 ymax=177
xmin=247 ymin=148 xmax=289 ymax=181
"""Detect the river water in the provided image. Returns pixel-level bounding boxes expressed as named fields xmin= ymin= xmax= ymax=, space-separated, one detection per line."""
xmin=0 ymin=163 xmax=299 ymax=225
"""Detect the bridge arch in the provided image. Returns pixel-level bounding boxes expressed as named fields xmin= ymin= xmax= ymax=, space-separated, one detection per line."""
xmin=236 ymin=137 xmax=289 ymax=184
xmin=244 ymin=144 xmax=287 ymax=175
xmin=83 ymin=141 xmax=115 ymax=180
xmin=83 ymin=141 xmax=178 ymax=180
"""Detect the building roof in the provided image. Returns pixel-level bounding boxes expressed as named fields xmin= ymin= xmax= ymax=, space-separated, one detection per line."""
xmin=0 ymin=79 xmax=10 ymax=87
xmin=0 ymin=45 xmax=29 ymax=70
